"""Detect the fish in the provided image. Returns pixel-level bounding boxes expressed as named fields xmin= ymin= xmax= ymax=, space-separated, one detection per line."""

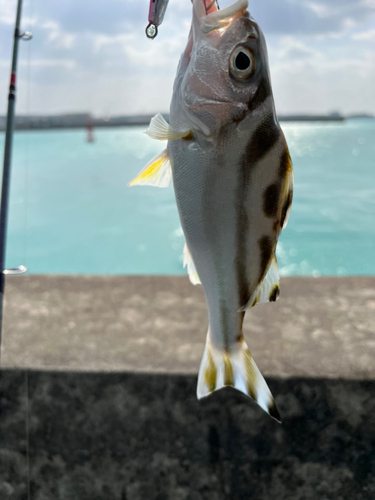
xmin=129 ymin=0 xmax=293 ymax=422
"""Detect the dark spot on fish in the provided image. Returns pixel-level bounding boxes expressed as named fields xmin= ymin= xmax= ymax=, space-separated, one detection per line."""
xmin=248 ymin=78 xmax=271 ymax=113
xmin=263 ymin=183 xmax=281 ymax=218
xmin=219 ymin=299 xmax=231 ymax=353
xmin=280 ymin=189 xmax=293 ymax=228
xmin=236 ymin=115 xmax=279 ymax=309
xmin=258 ymin=235 xmax=274 ymax=281
xmin=224 ymin=355 xmax=234 ymax=386
xmin=279 ymin=149 xmax=292 ymax=178
xmin=268 ymin=401 xmax=282 ymax=423
xmin=237 ymin=333 xmax=245 ymax=344
xmin=243 ymin=113 xmax=280 ymax=166
xmin=250 ymin=291 xmax=261 ymax=308
xmin=248 ymin=386 xmax=257 ymax=401
xmin=182 ymin=131 xmax=193 ymax=141
xmin=269 ymin=284 xmax=280 ymax=302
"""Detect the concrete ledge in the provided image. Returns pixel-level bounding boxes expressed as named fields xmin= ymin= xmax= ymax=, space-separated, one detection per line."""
xmin=1 ymin=369 xmax=375 ymax=500
xmin=2 ymin=276 xmax=375 ymax=379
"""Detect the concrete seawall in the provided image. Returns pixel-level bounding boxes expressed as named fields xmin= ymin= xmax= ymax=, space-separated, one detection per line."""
xmin=1 ymin=276 xmax=375 ymax=499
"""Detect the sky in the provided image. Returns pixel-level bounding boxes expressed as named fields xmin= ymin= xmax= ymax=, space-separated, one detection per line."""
xmin=0 ymin=0 xmax=375 ymax=117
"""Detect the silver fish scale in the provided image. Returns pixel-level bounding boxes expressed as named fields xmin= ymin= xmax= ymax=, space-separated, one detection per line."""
xmin=168 ymin=117 xmax=286 ymax=351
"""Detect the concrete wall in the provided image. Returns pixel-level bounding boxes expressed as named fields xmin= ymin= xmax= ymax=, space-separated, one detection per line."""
xmin=1 ymin=276 xmax=375 ymax=499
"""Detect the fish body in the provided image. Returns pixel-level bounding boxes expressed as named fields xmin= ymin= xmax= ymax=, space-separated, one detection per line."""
xmin=130 ymin=0 xmax=293 ymax=421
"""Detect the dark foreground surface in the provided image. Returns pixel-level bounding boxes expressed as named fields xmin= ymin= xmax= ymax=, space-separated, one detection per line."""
xmin=1 ymin=369 xmax=375 ymax=500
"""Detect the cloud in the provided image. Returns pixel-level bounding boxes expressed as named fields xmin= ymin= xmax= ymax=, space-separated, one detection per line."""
xmin=41 ymin=21 xmax=76 ymax=49
xmin=270 ymin=41 xmax=375 ymax=114
xmin=276 ymin=36 xmax=322 ymax=60
xmin=249 ymin=0 xmax=375 ymax=36
xmin=1 ymin=0 xmax=375 ymax=116
xmin=353 ymin=29 xmax=375 ymax=40
xmin=0 ymin=0 xmax=17 ymax=25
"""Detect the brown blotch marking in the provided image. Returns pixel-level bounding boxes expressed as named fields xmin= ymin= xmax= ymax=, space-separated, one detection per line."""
xmin=236 ymin=115 xmax=280 ymax=309
xmin=263 ymin=182 xmax=282 ymax=218
xmin=243 ymin=113 xmax=280 ymax=166
xmin=224 ymin=354 xmax=235 ymax=386
xmin=258 ymin=235 xmax=274 ymax=281
xmin=251 ymin=291 xmax=261 ymax=308
xmin=204 ymin=348 xmax=217 ymax=393
xmin=268 ymin=401 xmax=282 ymax=423
xmin=237 ymin=333 xmax=245 ymax=344
xmin=248 ymin=77 xmax=272 ymax=113
xmin=280 ymin=189 xmax=293 ymax=228
xmin=236 ymin=313 xmax=246 ymax=344
xmin=243 ymin=349 xmax=257 ymax=401
xmin=182 ymin=131 xmax=193 ymax=141
xmin=279 ymin=149 xmax=293 ymax=178
xmin=269 ymin=284 xmax=280 ymax=302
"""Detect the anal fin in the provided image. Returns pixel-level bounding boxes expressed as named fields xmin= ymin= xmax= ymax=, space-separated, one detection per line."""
xmin=183 ymin=243 xmax=201 ymax=285
xmin=238 ymin=256 xmax=280 ymax=312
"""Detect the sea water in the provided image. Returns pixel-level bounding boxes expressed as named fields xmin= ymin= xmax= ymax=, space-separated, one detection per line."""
xmin=1 ymin=119 xmax=374 ymax=276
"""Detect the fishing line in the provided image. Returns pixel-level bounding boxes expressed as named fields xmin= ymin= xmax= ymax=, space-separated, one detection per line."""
xmin=24 ymin=1 xmax=34 ymax=498
xmin=22 ymin=0 xmax=34 ymax=271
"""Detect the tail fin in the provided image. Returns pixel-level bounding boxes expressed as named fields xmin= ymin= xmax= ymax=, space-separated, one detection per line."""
xmin=197 ymin=336 xmax=281 ymax=422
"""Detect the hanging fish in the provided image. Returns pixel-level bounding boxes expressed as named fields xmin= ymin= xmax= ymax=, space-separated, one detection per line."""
xmin=130 ymin=0 xmax=293 ymax=422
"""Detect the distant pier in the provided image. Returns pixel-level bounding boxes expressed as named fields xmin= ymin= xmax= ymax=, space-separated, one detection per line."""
xmin=1 ymin=112 xmax=373 ymax=132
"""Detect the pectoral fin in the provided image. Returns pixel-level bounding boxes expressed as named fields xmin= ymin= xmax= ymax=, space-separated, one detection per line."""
xmin=146 ymin=113 xmax=192 ymax=141
xmin=128 ymin=149 xmax=172 ymax=188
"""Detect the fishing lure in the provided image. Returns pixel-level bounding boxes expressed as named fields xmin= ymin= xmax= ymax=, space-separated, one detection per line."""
xmin=146 ymin=0 xmax=171 ymax=39
xmin=146 ymin=0 xmax=220 ymax=38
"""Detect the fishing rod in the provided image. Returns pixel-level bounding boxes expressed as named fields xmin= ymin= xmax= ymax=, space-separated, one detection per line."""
xmin=0 ymin=0 xmax=32 ymax=355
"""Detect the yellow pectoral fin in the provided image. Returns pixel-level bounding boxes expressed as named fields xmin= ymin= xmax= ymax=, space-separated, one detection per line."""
xmin=128 ymin=149 xmax=172 ymax=188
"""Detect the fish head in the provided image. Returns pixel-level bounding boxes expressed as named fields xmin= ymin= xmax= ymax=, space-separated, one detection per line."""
xmin=170 ymin=0 xmax=273 ymax=138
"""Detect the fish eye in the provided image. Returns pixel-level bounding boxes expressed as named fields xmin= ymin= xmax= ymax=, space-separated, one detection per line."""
xmin=229 ymin=46 xmax=254 ymax=80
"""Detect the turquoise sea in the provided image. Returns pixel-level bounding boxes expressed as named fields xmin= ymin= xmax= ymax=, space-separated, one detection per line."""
xmin=1 ymin=119 xmax=374 ymax=276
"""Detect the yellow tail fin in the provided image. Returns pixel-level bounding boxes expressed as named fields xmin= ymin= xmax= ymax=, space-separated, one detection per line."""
xmin=197 ymin=336 xmax=281 ymax=422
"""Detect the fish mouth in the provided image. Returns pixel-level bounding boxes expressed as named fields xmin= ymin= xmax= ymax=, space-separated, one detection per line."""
xmin=198 ymin=0 xmax=249 ymax=33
